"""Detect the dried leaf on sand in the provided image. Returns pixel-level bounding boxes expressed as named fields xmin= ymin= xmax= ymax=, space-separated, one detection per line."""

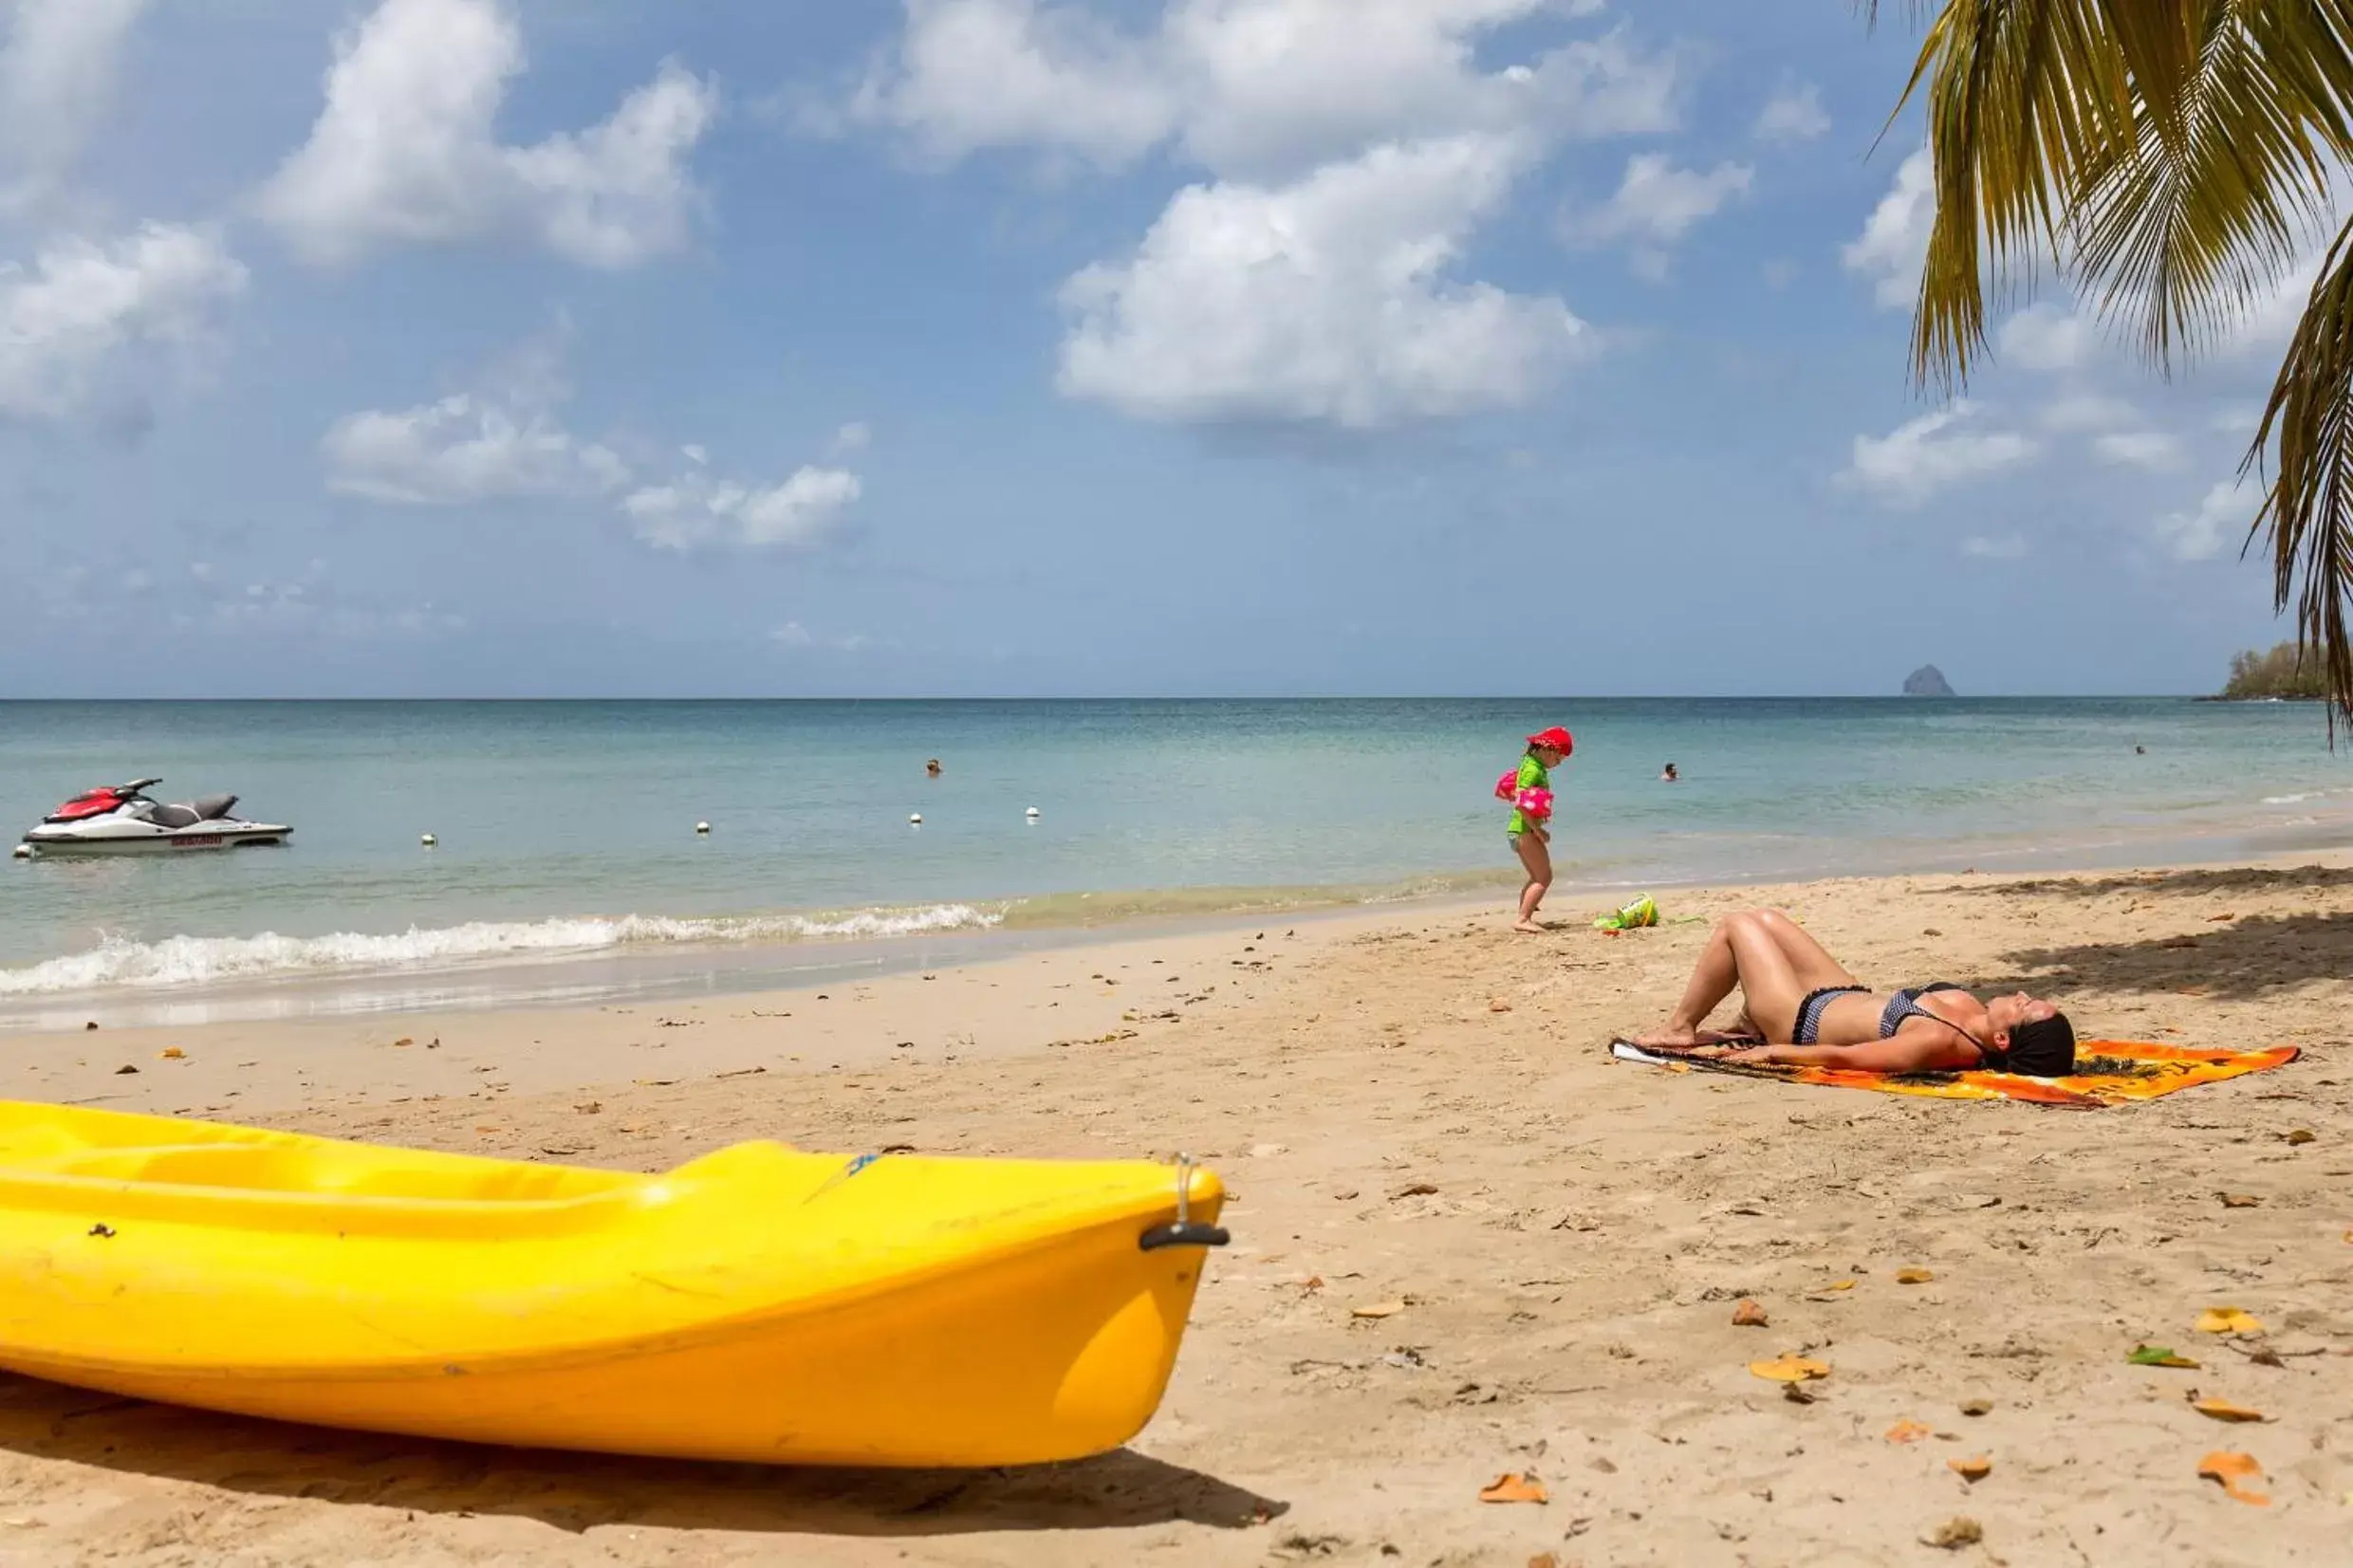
xmin=1478 ymin=1472 xmax=1548 ymax=1504
xmin=1351 ymin=1301 xmax=1405 ymax=1319
xmin=2196 ymin=1308 xmax=2265 ymax=1336
xmin=1731 ymin=1300 xmax=1769 ymax=1327
xmin=1948 ymin=1456 xmax=1992 ymax=1481
xmin=2191 ymin=1396 xmax=2267 ymax=1423
xmin=2128 ymin=1345 xmax=2199 ymax=1368
xmin=1749 ymin=1355 xmax=1829 ymax=1383
xmin=1896 ymin=1267 xmax=1935 ymax=1284
xmin=1885 ymin=1419 xmax=1932 ymax=1444
xmin=2197 ymin=1451 xmax=2270 ymax=1505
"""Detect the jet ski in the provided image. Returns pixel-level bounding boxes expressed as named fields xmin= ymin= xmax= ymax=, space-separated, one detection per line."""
xmin=20 ymin=779 xmax=290 ymax=856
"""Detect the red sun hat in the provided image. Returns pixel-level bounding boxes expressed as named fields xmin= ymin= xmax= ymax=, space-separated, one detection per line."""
xmin=1526 ymin=726 xmax=1574 ymax=754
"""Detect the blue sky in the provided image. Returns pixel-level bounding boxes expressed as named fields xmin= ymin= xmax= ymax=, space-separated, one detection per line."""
xmin=0 ymin=0 xmax=2317 ymax=698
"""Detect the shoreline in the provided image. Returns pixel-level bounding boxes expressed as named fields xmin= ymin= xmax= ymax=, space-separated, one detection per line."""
xmin=0 ymin=847 xmax=2346 ymax=1564
xmin=7 ymin=799 xmax=2351 ymax=1032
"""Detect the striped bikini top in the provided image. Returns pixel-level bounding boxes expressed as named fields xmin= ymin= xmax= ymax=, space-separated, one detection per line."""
xmin=1878 ymin=983 xmax=1967 ymax=1039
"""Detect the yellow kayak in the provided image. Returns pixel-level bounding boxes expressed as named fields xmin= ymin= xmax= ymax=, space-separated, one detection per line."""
xmin=0 ymin=1100 xmax=1227 ymax=1466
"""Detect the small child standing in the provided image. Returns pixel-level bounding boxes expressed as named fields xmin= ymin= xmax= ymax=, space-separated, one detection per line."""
xmin=1499 ymin=726 xmax=1572 ymax=932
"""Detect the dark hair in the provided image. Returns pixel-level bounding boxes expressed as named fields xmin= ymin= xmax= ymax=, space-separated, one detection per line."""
xmin=2003 ymin=1012 xmax=2076 ymax=1077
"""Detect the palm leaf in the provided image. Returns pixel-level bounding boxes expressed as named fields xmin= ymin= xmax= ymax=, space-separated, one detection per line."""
xmin=2250 ymin=212 xmax=2353 ymax=729
xmin=1863 ymin=0 xmax=2353 ymax=718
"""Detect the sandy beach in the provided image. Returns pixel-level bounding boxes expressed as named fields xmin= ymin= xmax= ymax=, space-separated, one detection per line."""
xmin=0 ymin=854 xmax=2348 ymax=1566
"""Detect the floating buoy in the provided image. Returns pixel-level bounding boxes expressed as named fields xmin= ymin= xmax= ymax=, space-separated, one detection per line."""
xmin=1026 ymin=806 xmax=1041 ymax=821
xmin=419 ymin=833 xmax=437 ymax=847
xmin=695 ymin=821 xmax=711 ymax=835
xmin=908 ymin=813 xmax=922 ymax=825
xmin=9 ymin=843 xmax=29 ymax=859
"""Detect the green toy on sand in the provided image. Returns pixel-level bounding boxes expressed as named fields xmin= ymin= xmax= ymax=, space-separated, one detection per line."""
xmin=1595 ymin=895 xmax=1658 ymax=932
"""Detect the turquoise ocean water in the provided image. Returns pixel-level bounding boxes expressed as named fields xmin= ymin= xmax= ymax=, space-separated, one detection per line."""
xmin=2 ymin=698 xmax=2348 ymax=1024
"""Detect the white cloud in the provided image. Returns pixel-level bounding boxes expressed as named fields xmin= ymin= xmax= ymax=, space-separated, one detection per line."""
xmin=830 ymin=420 xmax=871 ymax=452
xmin=1562 ymin=152 xmax=1750 ymax=278
xmin=853 ymin=1 xmax=1677 ymax=430
xmin=1752 ymin=79 xmax=1828 ymax=143
xmin=177 ymin=581 xmax=465 ymax=639
xmin=848 ymin=0 xmax=1177 ymax=170
xmin=1840 ymin=400 xmax=2034 ymax=508
xmin=1162 ymin=3 xmax=1677 ymax=178
xmin=1962 ymin=532 xmax=2029 ymax=559
xmin=322 ymin=394 xmax=629 ymax=504
xmin=0 ymin=222 xmax=247 ymax=424
xmin=1842 ymin=146 xmax=1931 ymax=310
xmin=321 ymin=336 xmax=627 ymax=504
xmin=850 ymin=0 xmax=1681 ymax=181
xmin=1058 ymin=136 xmax=1585 ymax=428
xmin=328 ymin=338 xmax=862 ymax=554
xmin=0 ymin=0 xmax=150 ymax=212
xmin=769 ymin=619 xmax=877 ymax=652
xmin=256 ymin=0 xmax=717 ymax=268
xmin=2155 ymin=478 xmax=2251 ymax=562
xmin=157 ymin=560 xmax=464 ymax=638
xmin=2041 ymin=390 xmax=2138 ymax=433
xmin=621 ymin=466 xmax=862 ymax=551
xmin=2092 ymin=430 xmax=2183 ymax=470
xmin=1996 ymin=303 xmax=2096 ymax=372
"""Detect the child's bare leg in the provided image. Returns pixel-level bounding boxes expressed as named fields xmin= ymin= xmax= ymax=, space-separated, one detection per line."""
xmin=1512 ymin=834 xmax=1551 ymax=932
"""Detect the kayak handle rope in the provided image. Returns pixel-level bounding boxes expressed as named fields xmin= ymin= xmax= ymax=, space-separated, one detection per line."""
xmin=1139 ymin=1152 xmax=1231 ymax=1251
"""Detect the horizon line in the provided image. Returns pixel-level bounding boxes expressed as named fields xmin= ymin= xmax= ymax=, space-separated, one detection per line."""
xmin=0 ymin=692 xmax=2238 ymax=704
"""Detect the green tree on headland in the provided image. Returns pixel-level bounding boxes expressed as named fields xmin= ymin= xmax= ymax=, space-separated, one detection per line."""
xmin=1867 ymin=1 xmax=2353 ymax=726
xmin=2222 ymin=640 xmax=2331 ymax=698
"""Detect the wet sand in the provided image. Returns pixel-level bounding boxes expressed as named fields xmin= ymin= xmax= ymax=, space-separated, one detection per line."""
xmin=0 ymin=855 xmax=2348 ymax=1565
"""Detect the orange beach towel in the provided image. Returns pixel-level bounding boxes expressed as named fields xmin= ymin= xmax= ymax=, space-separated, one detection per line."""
xmin=1608 ymin=1039 xmax=2300 ymax=1109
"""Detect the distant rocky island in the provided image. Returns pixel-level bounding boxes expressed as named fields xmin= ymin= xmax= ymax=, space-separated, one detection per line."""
xmin=2216 ymin=640 xmax=2326 ymax=700
xmin=1902 ymin=664 xmax=1955 ymax=697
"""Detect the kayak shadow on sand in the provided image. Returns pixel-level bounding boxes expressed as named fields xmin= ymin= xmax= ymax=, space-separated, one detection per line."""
xmin=0 ymin=1371 xmax=1287 ymax=1536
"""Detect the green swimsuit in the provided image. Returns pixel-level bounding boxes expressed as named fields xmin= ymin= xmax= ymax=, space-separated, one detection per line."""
xmin=1507 ymin=755 xmax=1549 ymax=836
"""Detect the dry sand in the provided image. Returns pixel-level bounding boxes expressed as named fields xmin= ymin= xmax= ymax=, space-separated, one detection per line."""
xmin=1 ymin=855 xmax=2349 ymax=1566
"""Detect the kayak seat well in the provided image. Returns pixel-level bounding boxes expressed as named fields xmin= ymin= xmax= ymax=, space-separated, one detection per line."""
xmin=50 ymin=1143 xmax=644 ymax=1202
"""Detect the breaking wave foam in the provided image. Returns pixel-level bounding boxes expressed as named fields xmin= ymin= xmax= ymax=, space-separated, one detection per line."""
xmin=0 ymin=905 xmax=1005 ymax=997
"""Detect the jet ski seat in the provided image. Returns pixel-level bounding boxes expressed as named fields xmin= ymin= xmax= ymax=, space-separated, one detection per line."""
xmin=147 ymin=803 xmax=203 ymax=828
xmin=189 ymin=794 xmax=237 ymax=821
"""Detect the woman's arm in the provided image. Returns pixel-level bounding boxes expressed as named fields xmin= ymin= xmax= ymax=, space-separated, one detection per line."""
xmin=1711 ymin=1027 xmax=1977 ymax=1072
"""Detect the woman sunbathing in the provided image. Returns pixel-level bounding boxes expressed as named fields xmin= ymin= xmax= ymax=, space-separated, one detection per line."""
xmin=1633 ymin=908 xmax=2076 ymax=1076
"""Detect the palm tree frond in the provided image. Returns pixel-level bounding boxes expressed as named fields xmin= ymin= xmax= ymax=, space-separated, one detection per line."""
xmin=1902 ymin=0 xmax=2139 ymax=391
xmin=2249 ymin=211 xmax=2353 ymax=730
xmin=1895 ymin=2 xmax=2353 ymax=385
xmin=2068 ymin=3 xmax=2343 ymax=364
